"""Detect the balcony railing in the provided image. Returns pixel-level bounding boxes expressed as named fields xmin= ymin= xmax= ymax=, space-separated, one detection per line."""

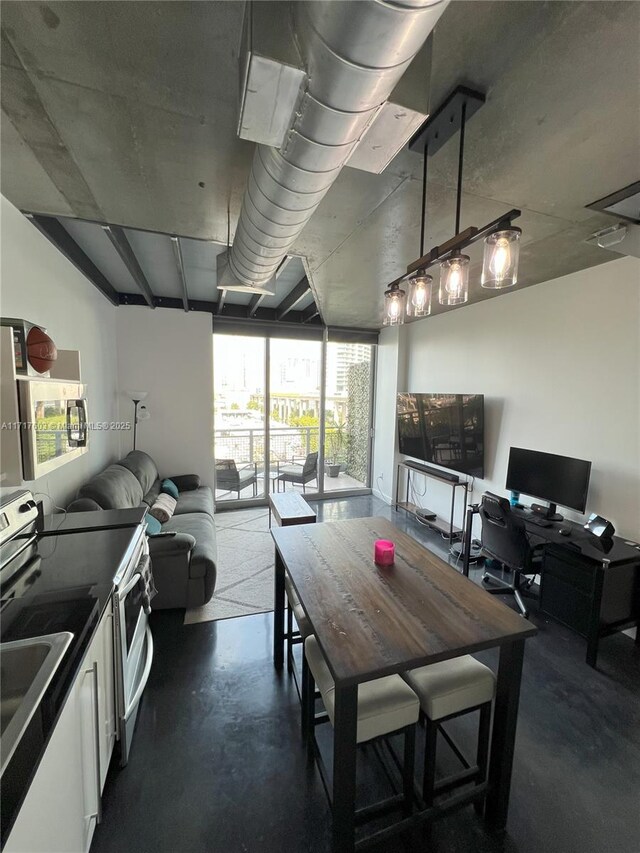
xmin=214 ymin=426 xmax=346 ymax=467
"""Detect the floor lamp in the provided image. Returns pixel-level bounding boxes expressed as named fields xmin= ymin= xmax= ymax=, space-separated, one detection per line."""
xmin=126 ymin=390 xmax=149 ymax=451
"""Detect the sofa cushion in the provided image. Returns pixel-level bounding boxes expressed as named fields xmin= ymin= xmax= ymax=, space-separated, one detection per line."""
xmin=162 ymin=512 xmax=216 ymax=579
xmin=119 ymin=450 xmax=159 ymax=495
xmin=174 ymin=486 xmax=214 ymax=518
xmin=169 ymin=474 xmax=200 ymax=492
xmin=150 ymin=494 xmax=177 ymax=523
xmin=77 ymin=464 xmax=143 ymax=510
xmin=142 ymin=478 xmax=162 ymax=507
xmin=146 ymin=515 xmax=162 ymax=535
xmin=161 ymin=478 xmax=179 ymax=500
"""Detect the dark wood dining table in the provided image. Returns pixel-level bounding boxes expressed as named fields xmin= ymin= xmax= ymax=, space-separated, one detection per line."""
xmin=272 ymin=516 xmax=537 ymax=853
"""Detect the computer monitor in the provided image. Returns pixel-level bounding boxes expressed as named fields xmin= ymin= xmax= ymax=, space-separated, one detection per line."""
xmin=505 ymin=447 xmax=591 ymax=520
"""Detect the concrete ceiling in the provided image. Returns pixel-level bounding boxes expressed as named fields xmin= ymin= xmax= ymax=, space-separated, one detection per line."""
xmin=1 ymin=1 xmax=638 ymax=329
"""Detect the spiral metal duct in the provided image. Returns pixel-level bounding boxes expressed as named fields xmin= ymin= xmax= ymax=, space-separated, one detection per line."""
xmin=227 ymin=0 xmax=449 ymax=288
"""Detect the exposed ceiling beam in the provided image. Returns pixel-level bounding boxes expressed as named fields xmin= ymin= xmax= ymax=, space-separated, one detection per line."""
xmin=27 ymin=214 xmax=119 ymax=305
xmin=170 ymin=237 xmax=189 ymax=312
xmin=302 ymin=304 xmax=320 ymax=324
xmin=119 ymin=293 xmax=212 ymax=312
xmin=247 ymin=292 xmax=266 ymax=318
xmin=275 ymin=255 xmax=294 ymax=279
xmin=116 ymin=293 xmax=324 ymax=327
xmin=276 ymin=276 xmax=310 ymax=320
xmin=104 ymin=225 xmax=155 ymax=308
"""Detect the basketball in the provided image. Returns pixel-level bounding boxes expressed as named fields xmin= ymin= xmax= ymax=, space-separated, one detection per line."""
xmin=26 ymin=326 xmax=57 ymax=374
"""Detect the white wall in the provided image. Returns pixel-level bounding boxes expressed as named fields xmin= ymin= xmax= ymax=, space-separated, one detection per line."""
xmin=115 ymin=307 xmax=214 ymax=488
xmin=374 ymin=257 xmax=640 ymax=539
xmin=372 ymin=325 xmax=407 ymax=504
xmin=0 ymin=195 xmax=119 ymax=507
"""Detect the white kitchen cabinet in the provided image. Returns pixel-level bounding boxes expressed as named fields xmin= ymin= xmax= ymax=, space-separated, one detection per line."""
xmin=3 ymin=660 xmax=86 ymax=853
xmin=5 ymin=602 xmax=116 ymax=853
xmin=95 ymin=598 xmax=116 ymax=790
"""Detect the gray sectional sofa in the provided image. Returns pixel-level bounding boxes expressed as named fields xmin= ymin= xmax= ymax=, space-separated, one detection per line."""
xmin=68 ymin=450 xmax=216 ymax=609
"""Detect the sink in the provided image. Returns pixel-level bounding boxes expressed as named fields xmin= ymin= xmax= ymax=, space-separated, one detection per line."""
xmin=1 ymin=632 xmax=73 ymax=775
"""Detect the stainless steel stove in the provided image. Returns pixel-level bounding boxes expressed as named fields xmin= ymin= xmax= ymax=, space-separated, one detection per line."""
xmin=0 ymin=490 xmax=152 ymax=771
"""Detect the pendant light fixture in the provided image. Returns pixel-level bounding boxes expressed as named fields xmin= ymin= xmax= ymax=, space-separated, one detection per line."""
xmin=380 ymin=86 xmax=524 ymax=324
xmin=383 ymin=281 xmax=406 ymax=326
xmin=438 ymin=252 xmax=469 ymax=305
xmin=406 ymin=138 xmax=434 ymax=319
xmin=406 ymin=272 xmax=433 ymax=317
xmin=482 ymin=227 xmax=521 ymax=288
xmin=438 ymin=99 xmax=469 ymax=306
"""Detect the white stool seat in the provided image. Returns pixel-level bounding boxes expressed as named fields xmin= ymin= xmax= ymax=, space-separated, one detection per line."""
xmin=305 ymin=636 xmax=419 ymax=743
xmin=403 ymin=656 xmax=496 ymax=721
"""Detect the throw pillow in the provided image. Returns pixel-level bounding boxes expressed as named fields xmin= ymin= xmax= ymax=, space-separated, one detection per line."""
xmin=149 ymin=493 xmax=177 ymax=524
xmin=161 ymin=478 xmax=179 ymax=500
xmin=145 ymin=514 xmax=162 ymax=535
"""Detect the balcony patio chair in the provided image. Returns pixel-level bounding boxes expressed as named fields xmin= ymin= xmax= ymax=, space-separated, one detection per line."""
xmin=275 ymin=452 xmax=318 ymax=493
xmin=215 ymin=458 xmax=258 ymax=498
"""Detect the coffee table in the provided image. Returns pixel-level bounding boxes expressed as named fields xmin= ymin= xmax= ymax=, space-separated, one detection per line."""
xmin=272 ymin=516 xmax=537 ymax=852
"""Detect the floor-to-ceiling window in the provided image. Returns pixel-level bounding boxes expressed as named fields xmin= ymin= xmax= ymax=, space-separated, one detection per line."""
xmin=213 ymin=333 xmax=375 ymax=506
xmin=213 ymin=334 xmax=266 ymax=503
xmin=269 ymin=338 xmax=323 ymax=496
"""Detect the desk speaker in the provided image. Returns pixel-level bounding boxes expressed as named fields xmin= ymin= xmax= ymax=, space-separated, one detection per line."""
xmin=584 ymin=513 xmax=615 ymax=539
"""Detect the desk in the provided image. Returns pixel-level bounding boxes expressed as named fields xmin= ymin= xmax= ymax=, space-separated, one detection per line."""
xmin=463 ymin=505 xmax=640 ymax=667
xmin=272 ymin=517 xmax=536 ymax=852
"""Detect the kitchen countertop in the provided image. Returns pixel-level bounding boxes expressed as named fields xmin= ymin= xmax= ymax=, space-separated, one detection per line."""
xmin=37 ymin=506 xmax=147 ymax=535
xmin=1 ymin=519 xmax=145 ymax=845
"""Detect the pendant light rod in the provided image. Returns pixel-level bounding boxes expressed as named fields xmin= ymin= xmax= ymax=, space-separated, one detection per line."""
xmin=454 ymin=100 xmax=467 ymax=236
xmin=405 ymin=208 xmax=522 ymax=276
xmin=420 ymin=143 xmax=429 ymax=258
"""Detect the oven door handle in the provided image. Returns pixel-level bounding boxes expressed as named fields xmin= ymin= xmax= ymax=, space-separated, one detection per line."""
xmin=124 ymin=625 xmax=154 ymax=722
xmin=120 ymin=572 xmax=141 ymax=598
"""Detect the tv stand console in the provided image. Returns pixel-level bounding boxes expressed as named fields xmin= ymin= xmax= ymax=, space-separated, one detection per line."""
xmin=395 ymin=460 xmax=468 ymax=544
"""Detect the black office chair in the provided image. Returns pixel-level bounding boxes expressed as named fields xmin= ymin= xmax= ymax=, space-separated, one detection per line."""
xmin=479 ymin=492 xmax=541 ymax=617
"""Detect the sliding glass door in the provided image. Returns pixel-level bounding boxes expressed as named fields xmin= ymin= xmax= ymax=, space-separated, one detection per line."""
xmin=213 ymin=333 xmax=375 ymax=506
xmin=213 ymin=335 xmax=266 ymax=503
xmin=269 ymin=338 xmax=322 ymax=495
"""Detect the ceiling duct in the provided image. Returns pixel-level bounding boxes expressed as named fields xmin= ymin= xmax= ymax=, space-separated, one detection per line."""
xmin=218 ymin=0 xmax=449 ymax=293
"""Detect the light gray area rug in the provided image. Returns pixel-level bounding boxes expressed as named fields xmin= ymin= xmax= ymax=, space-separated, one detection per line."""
xmin=184 ymin=508 xmax=274 ymax=625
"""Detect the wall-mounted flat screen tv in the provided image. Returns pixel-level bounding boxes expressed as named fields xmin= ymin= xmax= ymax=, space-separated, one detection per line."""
xmin=397 ymin=393 xmax=485 ymax=478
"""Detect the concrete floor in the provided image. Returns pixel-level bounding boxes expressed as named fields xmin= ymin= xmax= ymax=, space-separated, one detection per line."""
xmin=91 ymin=495 xmax=640 ymax=853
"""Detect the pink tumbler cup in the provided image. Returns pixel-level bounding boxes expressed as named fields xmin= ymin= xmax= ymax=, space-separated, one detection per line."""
xmin=374 ymin=539 xmax=395 ymax=566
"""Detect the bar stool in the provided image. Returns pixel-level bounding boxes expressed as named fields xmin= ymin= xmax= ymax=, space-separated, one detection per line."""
xmin=304 ymin=635 xmax=420 ymax=824
xmin=402 ymin=656 xmax=496 ymax=810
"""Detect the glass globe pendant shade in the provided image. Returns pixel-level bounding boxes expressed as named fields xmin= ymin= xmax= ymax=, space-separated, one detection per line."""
xmin=438 ymin=253 xmax=470 ymax=306
xmin=406 ymin=273 xmax=433 ymax=318
xmin=481 ymin=228 xmax=521 ymax=289
xmin=383 ymin=282 xmax=406 ymax=326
